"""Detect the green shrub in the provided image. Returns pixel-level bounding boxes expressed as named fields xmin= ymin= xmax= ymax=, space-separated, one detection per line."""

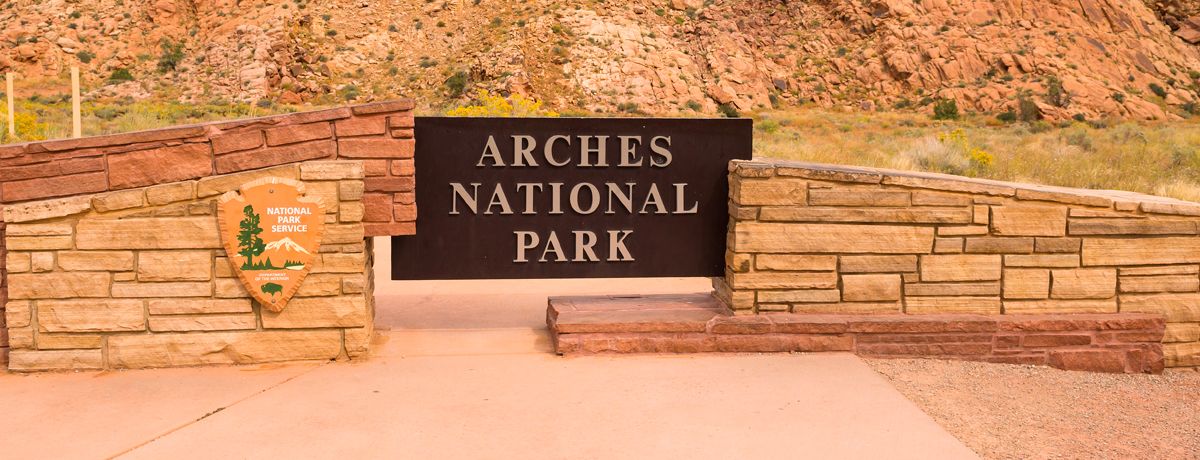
xmin=108 ymin=68 xmax=134 ymax=83
xmin=1044 ymin=76 xmax=1070 ymax=108
xmin=445 ymin=71 xmax=468 ymax=97
xmin=932 ymin=98 xmax=958 ymax=120
xmin=76 ymin=50 xmax=95 ymax=64
xmin=156 ymin=39 xmax=185 ymax=73
xmin=1017 ymin=92 xmax=1040 ymax=122
xmin=1149 ymin=83 xmax=1168 ymax=98
xmin=996 ymin=110 xmax=1016 ymax=123
xmin=717 ymin=103 xmax=739 ymax=118
xmin=685 ymin=100 xmax=702 ymax=111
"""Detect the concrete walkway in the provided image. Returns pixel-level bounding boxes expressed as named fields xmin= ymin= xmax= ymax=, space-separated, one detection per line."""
xmin=0 ymin=239 xmax=977 ymax=459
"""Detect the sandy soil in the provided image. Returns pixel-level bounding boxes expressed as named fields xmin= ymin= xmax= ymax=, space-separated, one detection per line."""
xmin=866 ymin=359 xmax=1200 ymax=460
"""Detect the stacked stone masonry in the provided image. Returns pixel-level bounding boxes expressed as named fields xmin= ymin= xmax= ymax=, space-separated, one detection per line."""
xmin=0 ymin=100 xmax=414 ymax=369
xmin=2 ymin=161 xmax=373 ymax=371
xmin=716 ymin=160 xmax=1200 ymax=369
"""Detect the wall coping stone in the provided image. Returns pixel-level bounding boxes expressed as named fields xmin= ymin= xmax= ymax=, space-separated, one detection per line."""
xmin=735 ymin=159 xmax=1200 ymax=216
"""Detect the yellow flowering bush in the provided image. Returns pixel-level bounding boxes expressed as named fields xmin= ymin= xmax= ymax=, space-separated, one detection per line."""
xmin=445 ymin=91 xmax=558 ymax=117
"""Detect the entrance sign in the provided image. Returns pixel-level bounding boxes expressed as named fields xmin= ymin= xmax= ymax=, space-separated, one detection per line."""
xmin=392 ymin=117 xmax=752 ymax=279
xmin=218 ymin=178 xmax=325 ymax=311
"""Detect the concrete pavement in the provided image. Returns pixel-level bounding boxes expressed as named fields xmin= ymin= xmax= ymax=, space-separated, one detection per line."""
xmin=0 ymin=238 xmax=978 ymax=459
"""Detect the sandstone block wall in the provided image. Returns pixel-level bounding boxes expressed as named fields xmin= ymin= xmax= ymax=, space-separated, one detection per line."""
xmin=0 ymin=100 xmax=414 ymax=366
xmin=2 ymin=161 xmax=372 ymax=371
xmin=716 ymin=160 xmax=1200 ymax=369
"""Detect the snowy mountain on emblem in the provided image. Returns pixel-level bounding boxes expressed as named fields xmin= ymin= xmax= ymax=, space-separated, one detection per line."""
xmin=264 ymin=237 xmax=311 ymax=255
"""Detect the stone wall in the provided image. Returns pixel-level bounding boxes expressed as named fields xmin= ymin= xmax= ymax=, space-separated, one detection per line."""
xmin=0 ymin=100 xmax=414 ymax=368
xmin=3 ymin=161 xmax=372 ymax=371
xmin=716 ymin=160 xmax=1200 ymax=369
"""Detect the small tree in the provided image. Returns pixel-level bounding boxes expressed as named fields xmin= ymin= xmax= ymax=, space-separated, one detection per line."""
xmin=237 ymin=205 xmax=266 ymax=270
xmin=932 ymin=98 xmax=959 ymax=120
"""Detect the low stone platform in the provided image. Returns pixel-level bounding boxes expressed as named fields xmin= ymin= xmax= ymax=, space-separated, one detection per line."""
xmin=547 ymin=293 xmax=1167 ymax=373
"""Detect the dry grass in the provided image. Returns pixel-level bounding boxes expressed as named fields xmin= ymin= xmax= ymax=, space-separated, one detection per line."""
xmin=4 ymin=98 xmax=1200 ymax=202
xmin=753 ymin=109 xmax=1200 ymax=202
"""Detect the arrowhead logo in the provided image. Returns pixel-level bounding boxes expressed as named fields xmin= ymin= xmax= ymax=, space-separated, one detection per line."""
xmin=217 ymin=177 xmax=325 ymax=312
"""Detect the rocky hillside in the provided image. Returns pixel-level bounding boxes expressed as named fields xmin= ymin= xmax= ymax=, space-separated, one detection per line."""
xmin=3 ymin=0 xmax=1200 ymax=120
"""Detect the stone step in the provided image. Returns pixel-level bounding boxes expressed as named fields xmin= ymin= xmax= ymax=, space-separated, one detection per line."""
xmin=546 ymin=294 xmax=1168 ymax=374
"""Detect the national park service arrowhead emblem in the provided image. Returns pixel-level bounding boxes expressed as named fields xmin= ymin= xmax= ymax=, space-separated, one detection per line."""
xmin=217 ymin=178 xmax=325 ymax=312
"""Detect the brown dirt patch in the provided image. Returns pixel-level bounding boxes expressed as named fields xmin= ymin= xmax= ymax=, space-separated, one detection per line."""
xmin=867 ymin=358 xmax=1200 ymax=460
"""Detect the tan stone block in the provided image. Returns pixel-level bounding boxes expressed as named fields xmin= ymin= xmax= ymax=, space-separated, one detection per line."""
xmin=1004 ymin=254 xmax=1079 ymax=268
xmin=839 ymin=255 xmax=917 ymax=273
xmin=262 ymin=296 xmax=368 ymax=328
xmin=341 ymin=275 xmax=366 ymax=294
xmin=973 ymin=205 xmax=989 ymax=225
xmin=6 ymin=252 xmax=31 ymax=273
xmin=107 ymin=330 xmax=343 ymax=369
xmin=759 ymin=207 xmax=971 ymax=224
xmin=1015 ymin=188 xmax=1113 ymax=207
xmin=911 ymin=191 xmax=971 ymax=206
xmin=1165 ymin=342 xmax=1200 ymax=368
xmin=322 ymin=223 xmax=364 ymax=245
xmin=339 ymin=202 xmax=365 ymax=222
xmin=114 ymin=272 xmax=136 ymax=281
xmin=1035 ymin=237 xmax=1081 ymax=253
xmin=881 ymin=174 xmax=1015 ymax=196
xmin=733 ymin=223 xmax=933 ymax=254
xmin=2 ymin=195 xmax=92 ymax=223
xmin=146 ymin=181 xmax=195 ymax=206
xmin=214 ymin=278 xmax=251 ymax=298
xmin=214 ymin=257 xmax=235 ymax=278
xmin=196 ymin=164 xmax=298 ymax=198
xmin=755 ymin=255 xmax=837 ymax=271
xmin=807 ymin=189 xmax=909 ymax=207
xmin=726 ymin=253 xmax=751 ymax=272
xmin=1164 ymin=323 xmax=1200 ymax=343
xmin=6 ymin=300 xmax=31 ymax=328
xmin=1003 ymin=268 xmax=1050 ymax=299
xmin=30 ymin=252 xmax=54 ymax=272
xmin=8 ymin=272 xmax=111 ymax=299
xmin=937 ymin=225 xmax=989 ymax=236
xmin=112 ymin=282 xmax=212 ymax=298
xmin=148 ymin=298 xmax=253 ymax=315
xmin=300 ymin=161 xmax=364 ymax=180
xmin=57 ymin=251 xmax=135 ymax=271
xmin=905 ymin=282 xmax=1000 ymax=297
xmin=8 ymin=349 xmax=103 ymax=371
xmin=149 ymin=314 xmax=257 ymax=332
xmin=92 ymin=189 xmax=145 ymax=212
xmin=1051 ymin=269 xmax=1116 ymax=299
xmin=842 ymin=274 xmax=901 ymax=301
xmin=1119 ymin=265 xmax=1200 ymax=276
xmin=8 ymin=328 xmax=34 ymax=349
xmin=138 ymin=251 xmax=213 ymax=281
xmin=5 ymin=222 xmax=73 ymax=236
xmin=311 ymin=253 xmax=366 ymax=273
xmin=7 ymin=236 xmax=73 ymax=251
xmin=920 ymin=255 xmax=1001 ymax=282
xmin=1119 ymin=275 xmax=1200 ymax=293
xmin=1082 ymin=237 xmax=1200 ymax=266
xmin=153 ymin=203 xmax=189 ymax=217
xmin=757 ymin=289 xmax=841 ymax=303
xmin=37 ymin=334 xmax=103 ymax=350
xmin=296 ymin=274 xmax=344 ymax=297
xmin=38 ymin=299 xmax=145 ymax=332
xmin=933 ymin=237 xmax=963 ymax=253
xmin=729 ymin=271 xmax=837 ymax=290
xmin=905 ymin=296 xmax=1001 ymax=314
xmin=964 ymin=237 xmax=1033 ymax=254
xmin=338 ymin=180 xmax=365 ymax=201
xmin=187 ymin=201 xmax=214 ymax=216
xmin=713 ymin=278 xmax=755 ymax=311
xmin=1069 ymin=218 xmax=1198 ymax=236
xmin=731 ymin=204 xmax=758 ymax=221
xmin=1120 ymin=293 xmax=1200 ymax=321
xmin=792 ymin=302 xmax=901 ymax=314
xmin=345 ymin=325 xmax=374 ymax=358
xmin=991 ymin=204 xmax=1067 ymax=236
xmin=732 ymin=178 xmax=806 ymax=205
xmin=76 ymin=217 xmax=220 ymax=249
xmin=1004 ymin=299 xmax=1117 ymax=314
xmin=307 ymin=181 xmax=340 ymax=212
xmin=1069 ymin=208 xmax=1141 ymax=218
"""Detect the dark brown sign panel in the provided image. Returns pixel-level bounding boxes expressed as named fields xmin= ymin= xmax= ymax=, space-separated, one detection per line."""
xmin=392 ymin=117 xmax=752 ymax=280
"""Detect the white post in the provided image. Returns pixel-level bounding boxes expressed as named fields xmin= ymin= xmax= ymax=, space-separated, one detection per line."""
xmin=6 ymin=72 xmax=14 ymax=138
xmin=71 ymin=66 xmax=81 ymax=138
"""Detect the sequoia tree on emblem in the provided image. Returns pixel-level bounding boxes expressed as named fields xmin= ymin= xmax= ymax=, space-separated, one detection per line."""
xmin=217 ymin=177 xmax=325 ymax=312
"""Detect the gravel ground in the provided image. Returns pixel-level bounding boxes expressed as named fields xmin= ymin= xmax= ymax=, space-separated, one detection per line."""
xmin=866 ymin=359 xmax=1200 ymax=460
